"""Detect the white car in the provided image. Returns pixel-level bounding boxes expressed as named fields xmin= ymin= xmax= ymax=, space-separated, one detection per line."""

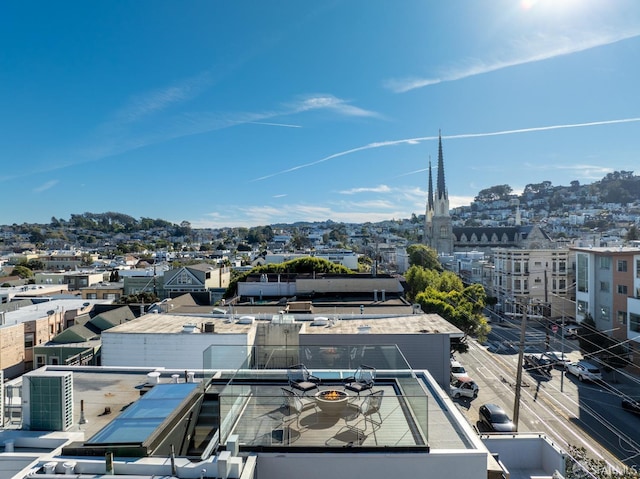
xmin=450 ymin=360 xmax=467 ymax=379
xmin=450 ymin=377 xmax=479 ymax=399
xmin=566 ymin=361 xmax=602 ymax=382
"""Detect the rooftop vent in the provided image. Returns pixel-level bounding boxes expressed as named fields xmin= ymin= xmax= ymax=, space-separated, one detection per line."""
xmin=237 ymin=315 xmax=255 ymax=324
xmin=181 ymin=323 xmax=199 ymax=334
xmin=311 ymin=316 xmax=329 ymax=326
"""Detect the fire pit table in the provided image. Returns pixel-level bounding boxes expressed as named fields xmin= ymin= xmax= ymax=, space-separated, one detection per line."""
xmin=314 ymin=389 xmax=350 ymax=416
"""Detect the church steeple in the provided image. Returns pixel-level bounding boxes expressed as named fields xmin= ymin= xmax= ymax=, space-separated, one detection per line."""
xmin=424 ymin=129 xmax=453 ymax=255
xmin=427 ymin=156 xmax=434 ymax=215
xmin=436 ymin=130 xmax=447 ymax=201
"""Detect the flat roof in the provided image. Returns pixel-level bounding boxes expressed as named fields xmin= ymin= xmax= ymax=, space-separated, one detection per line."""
xmin=102 ymin=311 xmax=463 ymax=337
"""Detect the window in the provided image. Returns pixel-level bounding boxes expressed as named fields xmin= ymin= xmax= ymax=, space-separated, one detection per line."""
xmin=86 ymin=293 xmax=97 ymax=299
xmin=618 ymin=311 xmax=627 ymax=325
xmin=599 ymin=256 xmax=611 ymax=269
xmin=636 ymin=258 xmax=640 ymax=278
xmin=617 ymin=284 xmax=628 ymax=295
xmin=630 ymin=313 xmax=640 ymax=333
xmin=177 ymin=271 xmax=193 ymax=285
xmin=617 ymin=260 xmax=628 ymax=272
xmin=24 ymin=333 xmax=34 ymax=348
xmin=577 ymin=254 xmax=588 ymax=293
xmin=600 ymin=305 xmax=610 ymax=321
xmin=558 ymin=260 xmax=566 ymax=273
xmin=35 ymin=355 xmax=46 ymax=368
xmin=600 ymin=281 xmax=610 ymax=292
xmin=578 ymin=300 xmax=588 ymax=315
xmin=559 ymin=279 xmax=566 ymax=290
xmin=439 ymin=225 xmax=448 ymax=238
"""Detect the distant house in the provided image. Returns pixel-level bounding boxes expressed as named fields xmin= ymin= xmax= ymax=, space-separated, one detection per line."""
xmin=163 ymin=263 xmax=230 ymax=303
xmin=34 ymin=305 xmax=136 ymax=367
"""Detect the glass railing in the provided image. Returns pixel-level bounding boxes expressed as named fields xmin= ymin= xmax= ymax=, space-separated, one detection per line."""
xmin=203 ymin=343 xmax=429 ymax=448
xmin=218 ymin=379 xmax=429 ymax=449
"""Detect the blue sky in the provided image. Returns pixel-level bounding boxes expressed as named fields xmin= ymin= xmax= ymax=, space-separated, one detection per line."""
xmin=2 ymin=1 xmax=640 ymax=228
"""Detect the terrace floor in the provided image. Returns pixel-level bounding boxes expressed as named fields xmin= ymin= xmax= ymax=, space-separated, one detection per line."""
xmin=228 ymin=381 xmax=428 ymax=449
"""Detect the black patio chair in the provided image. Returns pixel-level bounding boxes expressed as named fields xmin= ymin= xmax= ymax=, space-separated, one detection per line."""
xmin=343 ymin=365 xmax=376 ymax=396
xmin=287 ymin=363 xmax=320 ymax=395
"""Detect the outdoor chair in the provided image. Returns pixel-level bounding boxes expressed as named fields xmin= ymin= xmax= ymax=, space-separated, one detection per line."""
xmin=276 ymin=388 xmax=319 ymax=444
xmin=341 ymin=389 xmax=384 ymax=444
xmin=344 ymin=365 xmax=376 ymax=396
xmin=287 ymin=363 xmax=320 ymax=395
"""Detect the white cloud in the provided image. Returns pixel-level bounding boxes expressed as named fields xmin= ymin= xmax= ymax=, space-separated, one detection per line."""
xmin=113 ymin=71 xmax=212 ymax=123
xmin=339 ymin=185 xmax=392 ymax=195
xmin=33 ymin=180 xmax=58 ymax=193
xmin=385 ymin=29 xmax=640 ymax=93
xmin=288 ymin=94 xmax=381 ymax=118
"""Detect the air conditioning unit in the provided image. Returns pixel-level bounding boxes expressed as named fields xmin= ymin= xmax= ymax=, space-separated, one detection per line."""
xmin=22 ymin=370 xmax=73 ymax=431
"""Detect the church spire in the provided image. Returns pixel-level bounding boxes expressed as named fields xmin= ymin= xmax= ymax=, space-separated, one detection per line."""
xmin=436 ymin=129 xmax=447 ymax=201
xmin=427 ymin=156 xmax=434 ymax=213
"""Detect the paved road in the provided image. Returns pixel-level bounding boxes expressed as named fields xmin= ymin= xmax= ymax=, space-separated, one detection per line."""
xmin=452 ymin=322 xmax=640 ymax=471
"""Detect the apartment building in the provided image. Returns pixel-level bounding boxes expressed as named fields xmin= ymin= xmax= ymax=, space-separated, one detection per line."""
xmin=492 ymin=248 xmax=573 ymax=320
xmin=572 ymin=246 xmax=640 ymax=370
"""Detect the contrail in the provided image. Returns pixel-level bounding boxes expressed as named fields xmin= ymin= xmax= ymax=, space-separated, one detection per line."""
xmin=246 ymin=121 xmax=302 ymax=128
xmin=251 ymin=117 xmax=640 ymax=182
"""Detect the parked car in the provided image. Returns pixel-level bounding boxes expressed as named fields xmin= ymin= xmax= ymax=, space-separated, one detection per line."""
xmin=479 ymin=403 xmax=516 ymax=432
xmin=566 ymin=361 xmax=602 ymax=382
xmin=450 ymin=360 xmax=467 ymax=379
xmin=450 ymin=376 xmax=479 ymax=399
xmin=621 ymin=397 xmax=640 ymax=415
xmin=524 ymin=353 xmax=552 ymax=374
xmin=543 ymin=351 xmax=571 ymax=369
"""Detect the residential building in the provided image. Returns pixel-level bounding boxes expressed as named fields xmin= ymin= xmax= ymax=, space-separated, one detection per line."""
xmin=80 ymin=281 xmax=123 ymax=300
xmin=572 ymin=246 xmax=640 ymax=372
xmin=0 ymin=299 xmax=98 ymax=378
xmin=0 ymin=337 xmax=566 ymax=479
xmin=38 ymin=251 xmax=99 ymax=270
xmin=163 ymin=263 xmax=231 ymax=303
xmin=62 ymin=271 xmax=105 ymax=291
xmin=33 ymin=305 xmax=136 ymax=368
xmin=492 ymin=248 xmax=573 ymax=320
xmin=237 ymin=272 xmax=404 ymax=303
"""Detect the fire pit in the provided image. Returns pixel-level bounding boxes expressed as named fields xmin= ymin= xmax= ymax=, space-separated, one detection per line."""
xmin=314 ymin=389 xmax=349 ymax=415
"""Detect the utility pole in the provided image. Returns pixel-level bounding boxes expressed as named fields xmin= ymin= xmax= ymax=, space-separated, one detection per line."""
xmin=513 ymin=301 xmax=528 ymax=430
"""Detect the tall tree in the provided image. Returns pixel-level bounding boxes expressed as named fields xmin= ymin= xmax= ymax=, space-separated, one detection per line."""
xmin=406 ymin=244 xmax=442 ymax=271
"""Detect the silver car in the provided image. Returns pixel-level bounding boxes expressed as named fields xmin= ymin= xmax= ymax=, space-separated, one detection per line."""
xmin=566 ymin=361 xmax=602 ymax=382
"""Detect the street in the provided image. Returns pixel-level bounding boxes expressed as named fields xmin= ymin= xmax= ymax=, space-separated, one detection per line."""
xmin=451 ymin=320 xmax=640 ymax=471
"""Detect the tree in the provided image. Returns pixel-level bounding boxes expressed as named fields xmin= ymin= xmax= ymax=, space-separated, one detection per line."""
xmin=415 ymin=286 xmax=490 ymax=353
xmin=11 ymin=265 xmax=33 ymax=279
xmin=474 ymin=184 xmax=513 ymax=202
xmin=627 ymin=225 xmax=639 ymax=241
xmin=26 ymin=259 xmax=45 ymax=271
xmin=565 ymin=444 xmax=639 ymax=478
xmin=406 ymin=244 xmax=442 ymax=271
